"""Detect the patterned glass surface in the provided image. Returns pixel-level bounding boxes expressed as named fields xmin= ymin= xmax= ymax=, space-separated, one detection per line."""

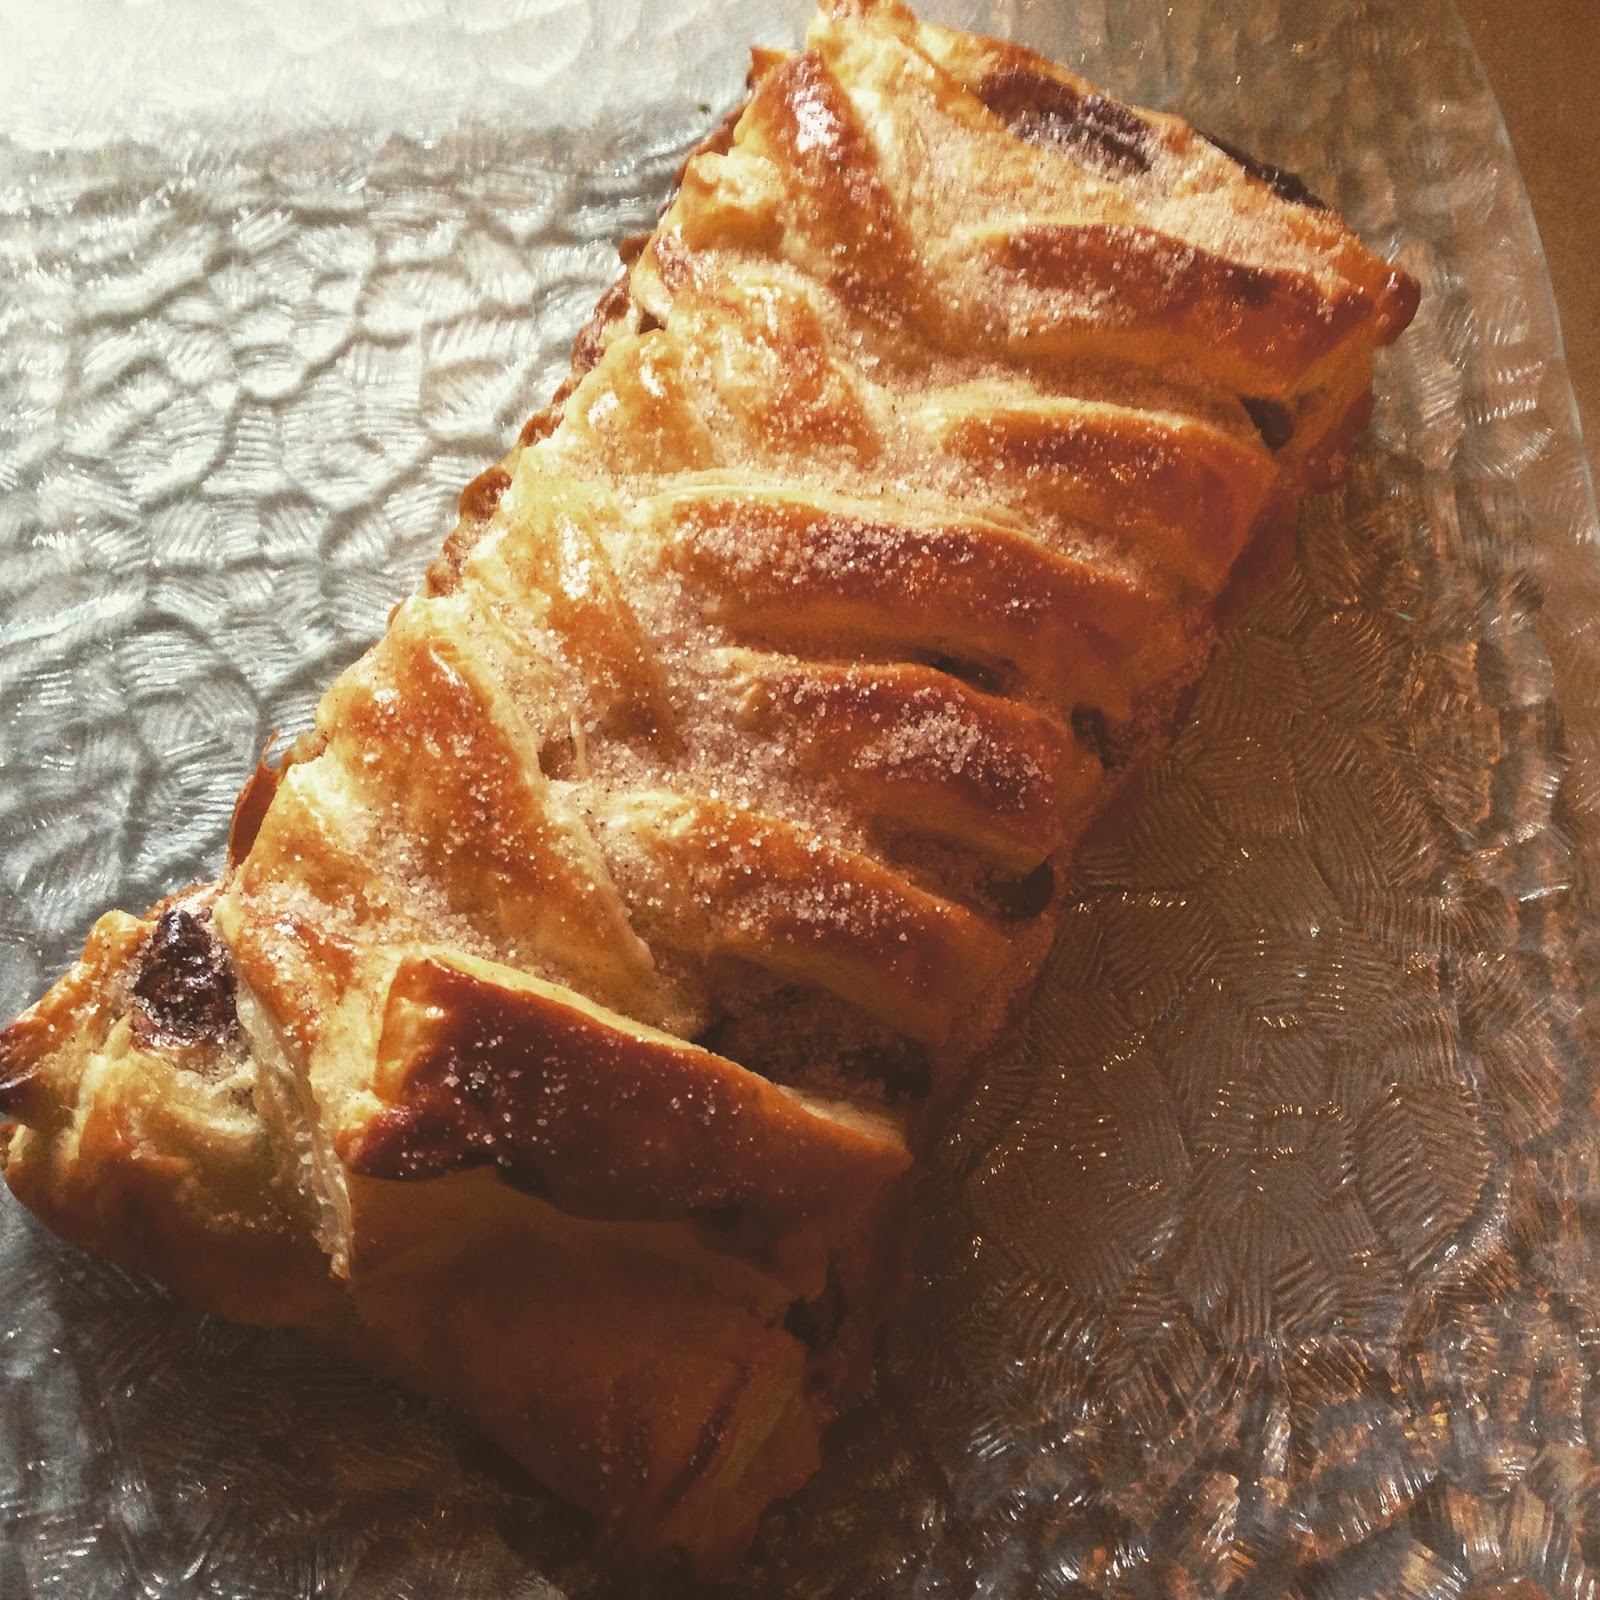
xmin=2 ymin=0 xmax=1597 ymax=1594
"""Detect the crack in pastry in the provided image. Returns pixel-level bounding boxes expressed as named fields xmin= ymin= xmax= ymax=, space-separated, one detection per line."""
xmin=0 ymin=0 xmax=1418 ymax=1574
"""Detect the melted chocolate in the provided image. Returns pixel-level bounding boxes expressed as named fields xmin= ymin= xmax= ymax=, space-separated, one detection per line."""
xmin=926 ymin=652 xmax=1006 ymax=696
xmin=978 ymin=62 xmax=1153 ymax=178
xmin=1241 ymin=395 xmax=1296 ymax=452
xmin=1072 ymin=704 xmax=1116 ymax=770
xmin=987 ymin=859 xmax=1057 ymax=923
xmin=1202 ymin=130 xmax=1330 ymax=212
xmin=131 ymin=908 xmax=238 ymax=1045
xmin=784 ymin=1267 xmax=847 ymax=1351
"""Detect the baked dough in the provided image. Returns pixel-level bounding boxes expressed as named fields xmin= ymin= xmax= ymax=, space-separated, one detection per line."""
xmin=0 ymin=0 xmax=1417 ymax=1571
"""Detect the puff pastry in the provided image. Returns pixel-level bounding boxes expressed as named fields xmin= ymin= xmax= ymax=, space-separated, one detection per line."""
xmin=0 ymin=0 xmax=1417 ymax=1571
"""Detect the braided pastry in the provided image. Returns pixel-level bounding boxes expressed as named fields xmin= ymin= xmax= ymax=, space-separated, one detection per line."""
xmin=0 ymin=0 xmax=1417 ymax=1570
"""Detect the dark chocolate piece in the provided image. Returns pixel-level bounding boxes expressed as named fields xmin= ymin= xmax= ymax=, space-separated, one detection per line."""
xmin=986 ymin=859 xmax=1056 ymax=922
xmin=1202 ymin=129 xmax=1329 ymax=212
xmin=926 ymin=653 xmax=1006 ymax=695
xmin=978 ymin=62 xmax=1153 ymax=178
xmin=1072 ymin=704 xmax=1115 ymax=769
xmin=784 ymin=1268 xmax=846 ymax=1351
xmin=1241 ymin=395 xmax=1296 ymax=451
xmin=131 ymin=909 xmax=238 ymax=1045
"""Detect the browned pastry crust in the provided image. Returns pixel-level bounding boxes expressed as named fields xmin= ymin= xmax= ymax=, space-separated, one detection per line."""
xmin=0 ymin=0 xmax=1418 ymax=1573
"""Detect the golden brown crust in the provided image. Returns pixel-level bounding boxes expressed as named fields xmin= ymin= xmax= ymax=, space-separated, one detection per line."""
xmin=594 ymin=791 xmax=1011 ymax=1053
xmin=0 ymin=0 xmax=1418 ymax=1570
xmin=731 ymin=656 xmax=1094 ymax=870
xmin=667 ymin=487 xmax=1191 ymax=725
xmin=340 ymin=1171 xmax=824 ymax=1566
xmin=4 ymin=1093 xmax=339 ymax=1331
xmin=344 ymin=950 xmax=911 ymax=1247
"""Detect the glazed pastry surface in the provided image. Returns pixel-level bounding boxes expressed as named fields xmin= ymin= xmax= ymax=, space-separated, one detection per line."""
xmin=0 ymin=0 xmax=1417 ymax=1568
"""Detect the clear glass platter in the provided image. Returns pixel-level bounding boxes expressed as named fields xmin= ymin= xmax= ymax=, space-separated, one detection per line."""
xmin=3 ymin=0 xmax=1598 ymax=1594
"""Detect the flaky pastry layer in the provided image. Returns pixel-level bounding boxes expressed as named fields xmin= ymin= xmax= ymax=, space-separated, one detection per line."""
xmin=0 ymin=0 xmax=1417 ymax=1570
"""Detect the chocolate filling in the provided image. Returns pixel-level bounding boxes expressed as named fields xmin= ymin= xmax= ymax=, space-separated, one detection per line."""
xmin=977 ymin=62 xmax=1154 ymax=178
xmin=1202 ymin=130 xmax=1329 ymax=212
xmin=1241 ymin=395 xmax=1296 ymax=451
xmin=986 ymin=859 xmax=1056 ymax=923
xmin=784 ymin=1266 xmax=847 ymax=1351
xmin=1072 ymin=703 xmax=1116 ymax=770
xmin=695 ymin=988 xmax=933 ymax=1102
xmin=131 ymin=908 xmax=238 ymax=1046
xmin=926 ymin=652 xmax=1006 ymax=696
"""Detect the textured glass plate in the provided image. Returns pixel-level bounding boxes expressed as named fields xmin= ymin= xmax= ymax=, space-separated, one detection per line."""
xmin=3 ymin=0 xmax=1598 ymax=1595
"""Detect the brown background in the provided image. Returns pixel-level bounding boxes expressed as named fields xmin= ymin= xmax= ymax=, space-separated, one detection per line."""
xmin=1458 ymin=0 xmax=1599 ymax=459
